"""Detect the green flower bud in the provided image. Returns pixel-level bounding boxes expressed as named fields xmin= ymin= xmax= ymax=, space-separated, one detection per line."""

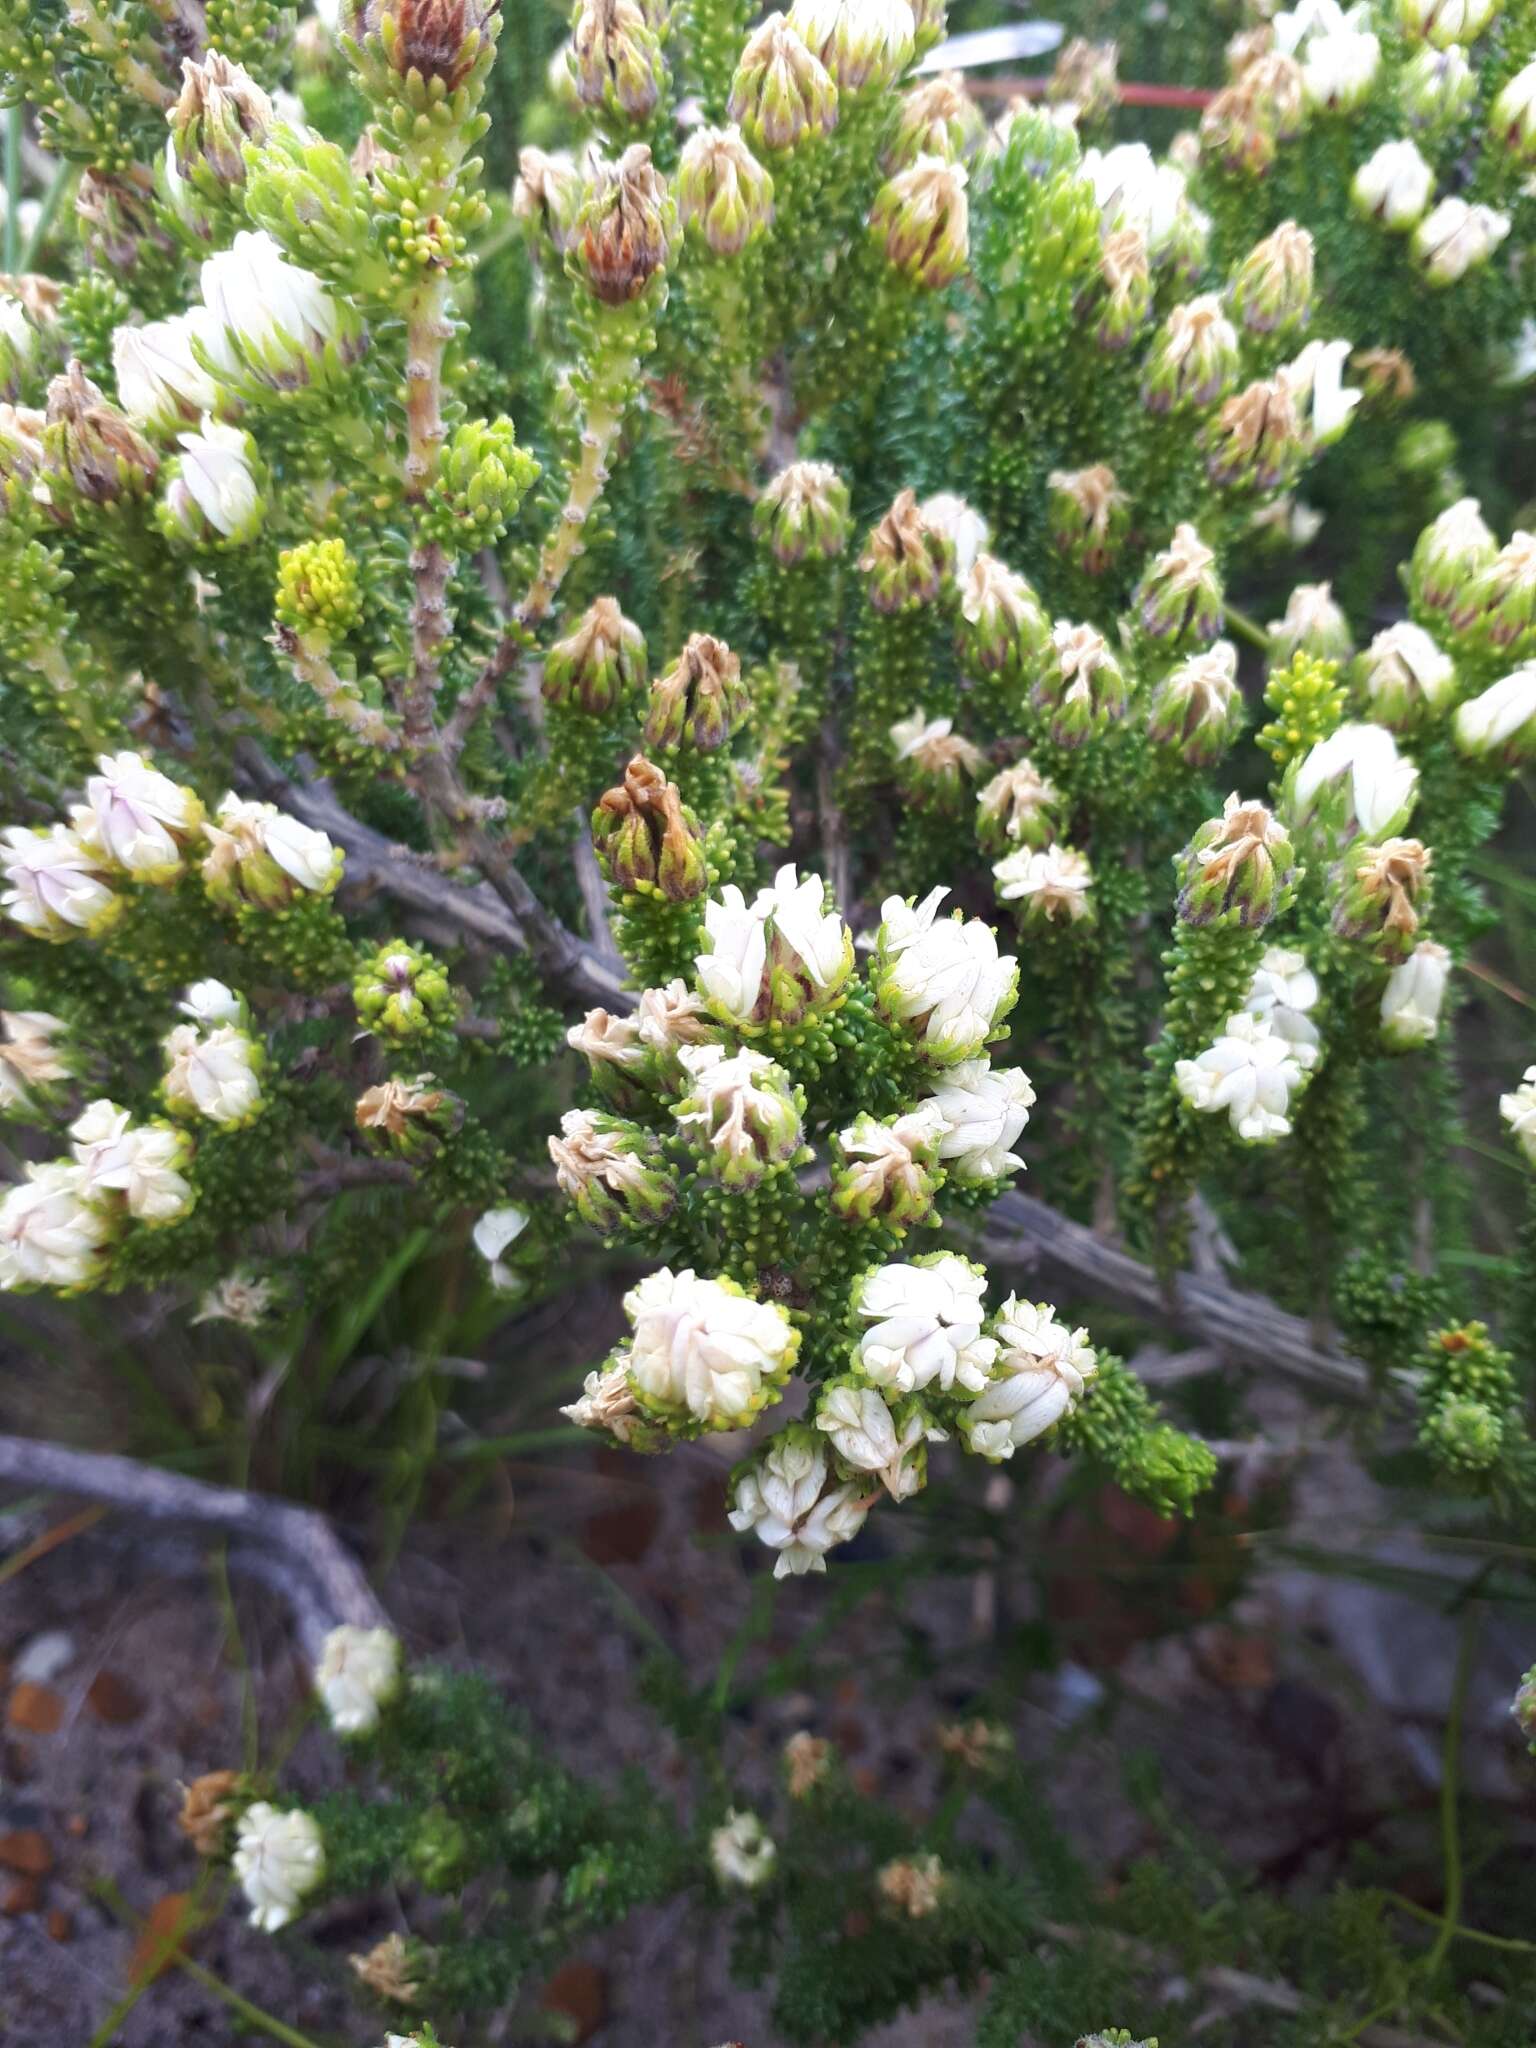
xmin=1031 ymin=621 xmax=1128 ymax=746
xmin=242 ymin=124 xmax=376 ymax=283
xmin=643 ymin=632 xmax=746 ymax=752
xmin=569 ymin=0 xmax=666 ymax=122
xmin=170 ymin=53 xmax=274 ymax=198
xmin=550 ymin=1106 xmax=678 ymax=1228
xmin=1268 ymin=581 xmax=1353 ymax=667
xmin=429 ymin=416 xmax=540 ymax=547
xmin=277 ymin=537 xmax=363 ymax=649
xmin=1177 ymin=794 xmax=1296 ymax=927
xmin=886 ymin=71 xmax=985 ymax=168
xmin=677 ymin=125 xmax=775 ymax=256
xmin=959 ymin=554 xmax=1049 ymax=676
xmin=1091 ymin=227 xmax=1151 ymax=350
xmin=44 ymin=362 xmax=158 ymax=506
xmin=355 ymin=1074 xmax=462 ymax=1157
xmin=1135 ymin=524 xmax=1225 ymax=644
xmin=575 ymin=145 xmax=676 ymax=306
xmin=408 ymin=1807 xmax=471 ymax=1890
xmin=1141 ymin=293 xmax=1241 ymax=412
xmin=353 ymin=941 xmax=455 ymax=1039
xmin=831 ymin=1103 xmax=946 ymax=1228
xmin=591 ymin=755 xmax=709 ymax=901
xmin=975 ymin=758 xmax=1063 ymax=853
xmin=1204 ymin=375 xmax=1305 ymax=492
xmin=543 ymin=595 xmax=648 ymax=715
xmin=1449 ymin=531 xmax=1536 ymax=653
xmin=1512 ymin=1666 xmax=1536 ymax=1749
xmin=1331 ymin=836 xmax=1432 ymax=964
xmin=859 ymin=488 xmax=953 ymax=612
xmin=755 ymin=460 xmax=851 ymax=565
xmin=728 ymin=14 xmax=839 ymax=154
xmin=1353 ymin=622 xmax=1455 ymax=729
xmin=1409 ymin=496 xmax=1497 ymax=618
xmin=869 ymin=155 xmax=969 ymax=288
xmin=1489 ymin=59 xmax=1536 ymax=165
xmin=1421 ymin=1395 xmax=1503 ymax=1473
xmin=1400 ymin=44 xmax=1475 ymax=130
xmin=1048 ymin=456 xmax=1130 ymax=569
xmin=1147 ymin=642 xmax=1244 ymax=765
xmin=672 ymin=1044 xmax=804 ymax=1189
xmin=1227 ymin=219 xmax=1313 ymax=334
xmin=786 ymin=0 xmax=915 ymax=95
xmin=1397 ymin=0 xmax=1499 ymax=48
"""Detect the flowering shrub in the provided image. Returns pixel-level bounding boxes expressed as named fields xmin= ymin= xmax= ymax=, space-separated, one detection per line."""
xmin=2 ymin=0 xmax=1535 ymax=2039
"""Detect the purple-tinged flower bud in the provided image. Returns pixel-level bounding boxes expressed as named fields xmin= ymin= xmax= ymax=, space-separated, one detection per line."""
xmin=959 ymin=555 xmax=1049 ymax=676
xmin=1268 ymin=581 xmax=1353 ymax=666
xmin=1450 ymin=530 xmax=1536 ymax=652
xmin=513 ymin=147 xmax=584 ymax=256
xmin=550 ymin=1107 xmax=677 ymax=1230
xmin=1332 ymin=837 xmax=1431 ymax=964
xmin=886 ymin=71 xmax=985 ymax=168
xmin=569 ymin=0 xmax=666 ymax=122
xmin=1177 ymin=793 xmax=1295 ymax=927
xmin=1031 ymin=621 xmax=1128 ymax=746
xmin=859 ymin=488 xmax=953 ymax=612
xmin=1147 ymin=642 xmax=1244 ymax=765
xmin=1135 ymin=524 xmax=1224 ymax=644
xmin=1354 ymin=621 xmax=1455 ymax=729
xmin=1046 ymin=464 xmax=1128 ymax=577
xmin=976 ymin=759 xmax=1063 ymax=854
xmin=1228 ymin=219 xmax=1313 ymax=334
xmin=1092 ymin=227 xmax=1151 ymax=350
xmin=1047 ymin=36 xmax=1118 ymax=125
xmin=44 ymin=362 xmax=158 ymax=505
xmin=591 ymin=755 xmax=709 ymax=900
xmin=1409 ymin=496 xmax=1497 ymax=614
xmin=890 ymin=711 xmax=985 ymax=810
xmin=543 ymin=595 xmax=648 ymax=714
xmin=170 ymin=53 xmax=273 ymax=196
xmin=1141 ymin=293 xmax=1241 ymax=412
xmin=869 ymin=155 xmax=968 ymax=288
xmin=1198 ymin=53 xmax=1305 ymax=174
xmin=786 ymin=0 xmax=915 ymax=95
xmin=755 ymin=460 xmax=851 ymax=565
xmin=1401 ymin=44 xmax=1475 ymax=128
xmin=575 ymin=145 xmax=676 ymax=306
xmin=1204 ymin=376 xmax=1305 ymax=492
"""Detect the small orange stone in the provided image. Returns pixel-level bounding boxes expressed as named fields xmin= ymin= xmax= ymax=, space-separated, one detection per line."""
xmin=46 ymin=1907 xmax=72 ymax=1942
xmin=7 ymin=1683 xmax=64 ymax=1735
xmin=87 ymin=1671 xmax=145 ymax=1725
xmin=1 ymin=1876 xmax=40 ymax=1916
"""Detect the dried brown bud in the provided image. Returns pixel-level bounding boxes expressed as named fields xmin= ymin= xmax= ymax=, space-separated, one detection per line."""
xmin=1354 ymin=346 xmax=1416 ymax=405
xmin=75 ymin=166 xmax=175 ymax=277
xmin=592 ymin=755 xmax=709 ymax=899
xmin=577 ymin=144 xmax=677 ymax=304
xmin=1048 ymin=36 xmax=1118 ymax=125
xmin=178 ymin=1769 xmax=243 ymax=1856
xmin=349 ymin=1932 xmax=424 ymax=2005
xmin=171 ymin=52 xmax=274 ymax=188
xmin=352 ymin=0 xmax=502 ymax=89
xmin=859 ymin=487 xmax=953 ymax=611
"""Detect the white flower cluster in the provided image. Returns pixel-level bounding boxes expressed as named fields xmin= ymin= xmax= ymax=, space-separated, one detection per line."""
xmin=696 ymin=864 xmax=852 ymax=1028
xmin=870 ymin=886 xmax=1018 ymax=1063
xmin=314 ymin=1625 xmax=401 ymax=1737
xmin=233 ymin=1802 xmax=325 ymax=1932
xmin=1175 ymin=1005 xmax=1309 ymax=1144
xmin=1501 ymin=1066 xmax=1536 ymax=1167
xmin=614 ymin=1266 xmax=800 ymax=1430
xmin=0 ymin=753 xmax=338 ymax=944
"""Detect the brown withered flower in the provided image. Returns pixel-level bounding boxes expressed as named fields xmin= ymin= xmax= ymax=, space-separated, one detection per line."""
xmin=349 ymin=1931 xmax=424 ymax=2004
xmin=45 ymin=361 xmax=159 ymax=504
xmin=178 ymin=1769 xmax=243 ymax=1855
xmin=577 ymin=144 xmax=676 ymax=305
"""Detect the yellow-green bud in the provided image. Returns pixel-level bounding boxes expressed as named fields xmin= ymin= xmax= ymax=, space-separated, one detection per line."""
xmin=543 ymin=596 xmax=648 ymax=714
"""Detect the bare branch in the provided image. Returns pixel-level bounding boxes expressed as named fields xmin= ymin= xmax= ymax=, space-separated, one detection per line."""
xmin=976 ymin=1189 xmax=1379 ymax=1405
xmin=0 ymin=1434 xmax=388 ymax=1656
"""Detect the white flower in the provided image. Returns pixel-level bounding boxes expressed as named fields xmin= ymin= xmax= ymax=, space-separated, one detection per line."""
xmin=961 ymin=1299 xmax=1098 ymax=1461
xmin=924 ymin=1059 xmax=1035 ymax=1180
xmin=852 ymin=1254 xmax=997 ymax=1395
xmin=472 ymin=1204 xmax=528 ymax=1292
xmin=314 ymin=1625 xmax=400 ymax=1737
xmin=193 ymin=1270 xmax=275 ymax=1325
xmin=111 ymin=311 xmax=224 ymax=428
xmin=1352 ymin=139 xmax=1434 ymax=227
xmin=162 ymin=1022 xmax=262 ymax=1124
xmin=0 ymin=294 xmax=35 ymax=382
xmin=623 ymin=1266 xmax=797 ymax=1427
xmin=561 ymin=1359 xmax=648 ymax=1445
xmin=1500 ymin=1064 xmax=1536 ymax=1165
xmin=232 ymin=1803 xmax=325 ymax=1932
xmin=1174 ymin=1010 xmax=1304 ymax=1142
xmin=1279 ymin=339 xmax=1362 ymax=444
xmin=1301 ymin=27 xmax=1380 ymax=109
xmin=709 ymin=1807 xmax=777 ymax=1886
xmin=173 ymin=416 xmax=262 ymax=540
xmin=1402 ymin=0 xmax=1498 ymax=45
xmin=674 ymin=1042 xmax=802 ymax=1176
xmin=727 ymin=1430 xmax=871 ymax=1576
xmin=566 ymin=1007 xmax=647 ymax=1070
xmin=814 ymin=1384 xmax=943 ymax=1501
xmin=0 ymin=1009 xmax=68 ymax=1110
xmin=1292 ymin=722 xmax=1418 ymax=840
xmin=0 ymin=1162 xmax=111 ymax=1291
xmin=69 ymin=1100 xmax=193 ymax=1224
xmin=73 ymin=750 xmax=201 ymax=877
xmin=200 ymin=230 xmax=345 ymax=387
xmin=1413 ymin=197 xmax=1510 ymax=284
xmin=633 ymin=977 xmax=714 ymax=1056
xmin=1080 ymin=142 xmax=1186 ymax=258
xmin=991 ymin=842 xmax=1094 ymax=925
xmin=203 ymin=794 xmax=340 ymax=901
xmin=181 ymin=979 xmax=243 ymax=1026
xmin=1273 ymin=0 xmax=1367 ymax=55
xmin=1454 ymin=666 xmax=1536 ymax=755
xmin=1243 ymin=946 xmax=1321 ymax=1069
xmin=756 ymin=862 xmax=851 ymax=985
xmin=1381 ymin=941 xmax=1450 ymax=1049
xmin=919 ymin=493 xmax=989 ymax=576
xmin=1 ymin=825 xmax=118 ymax=938
xmin=1359 ymin=621 xmax=1456 ymax=721
xmin=873 ymin=886 xmax=1017 ymax=1063
xmin=694 ymin=883 xmax=767 ymax=1025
